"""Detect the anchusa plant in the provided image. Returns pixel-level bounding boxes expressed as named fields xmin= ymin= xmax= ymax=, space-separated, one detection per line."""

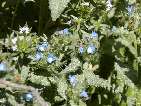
xmin=0 ymin=0 xmax=141 ymax=106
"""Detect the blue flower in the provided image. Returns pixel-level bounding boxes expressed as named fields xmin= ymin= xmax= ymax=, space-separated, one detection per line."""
xmin=91 ymin=31 xmax=98 ymax=38
xmin=112 ymin=26 xmax=116 ymax=32
xmin=106 ymin=0 xmax=112 ymax=11
xmin=34 ymin=52 xmax=43 ymax=61
xmin=79 ymin=46 xmax=84 ymax=54
xmin=127 ymin=5 xmax=134 ymax=15
xmin=80 ymin=90 xmax=88 ymax=98
xmin=47 ymin=54 xmax=56 ymax=63
xmin=25 ymin=92 xmax=33 ymax=102
xmin=87 ymin=44 xmax=96 ymax=54
xmin=63 ymin=28 xmax=69 ymax=34
xmin=37 ymin=42 xmax=48 ymax=51
xmin=68 ymin=75 xmax=77 ymax=87
xmin=0 ymin=62 xmax=7 ymax=72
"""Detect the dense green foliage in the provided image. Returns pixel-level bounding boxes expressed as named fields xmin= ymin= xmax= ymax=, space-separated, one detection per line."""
xmin=0 ymin=0 xmax=141 ymax=106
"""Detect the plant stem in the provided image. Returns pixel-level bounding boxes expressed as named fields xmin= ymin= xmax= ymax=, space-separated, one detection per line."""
xmin=11 ymin=0 xmax=20 ymax=29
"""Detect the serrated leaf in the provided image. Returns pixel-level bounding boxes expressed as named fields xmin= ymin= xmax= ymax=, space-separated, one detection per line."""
xmin=108 ymin=7 xmax=116 ymax=18
xmin=49 ymin=0 xmax=71 ymax=21
xmin=114 ymin=62 xmax=135 ymax=89
xmin=83 ymin=62 xmax=111 ymax=90
xmin=21 ymin=66 xmax=30 ymax=82
xmin=116 ymin=38 xmax=137 ymax=57
xmin=57 ymin=77 xmax=68 ymax=99
xmin=61 ymin=58 xmax=81 ymax=74
xmin=28 ymin=72 xmax=50 ymax=86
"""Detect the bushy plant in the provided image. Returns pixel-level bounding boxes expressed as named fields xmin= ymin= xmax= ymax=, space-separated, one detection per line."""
xmin=0 ymin=0 xmax=141 ymax=106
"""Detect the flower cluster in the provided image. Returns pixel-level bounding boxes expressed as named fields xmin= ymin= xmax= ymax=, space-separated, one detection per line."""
xmin=79 ymin=44 xmax=96 ymax=54
xmin=10 ymin=26 xmax=95 ymax=102
xmin=79 ymin=31 xmax=97 ymax=54
xmin=35 ymin=42 xmax=57 ymax=63
xmin=68 ymin=75 xmax=89 ymax=99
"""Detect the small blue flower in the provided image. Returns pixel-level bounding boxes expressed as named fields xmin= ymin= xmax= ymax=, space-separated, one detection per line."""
xmin=47 ymin=54 xmax=56 ymax=63
xmin=79 ymin=46 xmax=84 ymax=54
xmin=34 ymin=52 xmax=43 ymax=61
xmin=127 ymin=5 xmax=134 ymax=15
xmin=25 ymin=92 xmax=33 ymax=102
xmin=0 ymin=62 xmax=7 ymax=72
xmin=68 ymin=75 xmax=77 ymax=87
xmin=112 ymin=26 xmax=116 ymax=32
xmin=37 ymin=42 xmax=48 ymax=51
xmin=63 ymin=28 xmax=69 ymax=35
xmin=91 ymin=31 xmax=98 ymax=38
xmin=80 ymin=90 xmax=88 ymax=98
xmin=87 ymin=44 xmax=96 ymax=54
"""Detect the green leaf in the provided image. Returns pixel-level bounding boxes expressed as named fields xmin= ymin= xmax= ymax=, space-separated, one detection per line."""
xmin=49 ymin=0 xmax=71 ymax=21
xmin=24 ymin=0 xmax=35 ymax=3
xmin=69 ymin=100 xmax=78 ymax=106
xmin=114 ymin=63 xmax=135 ymax=89
xmin=79 ymin=100 xmax=87 ymax=106
xmin=116 ymin=38 xmax=137 ymax=58
xmin=21 ymin=66 xmax=30 ymax=82
xmin=108 ymin=7 xmax=116 ymax=18
xmin=83 ymin=63 xmax=111 ymax=90
xmin=28 ymin=72 xmax=50 ymax=86
xmin=128 ymin=0 xmax=136 ymax=5
xmin=61 ymin=58 xmax=81 ymax=74
xmin=57 ymin=76 xmax=68 ymax=99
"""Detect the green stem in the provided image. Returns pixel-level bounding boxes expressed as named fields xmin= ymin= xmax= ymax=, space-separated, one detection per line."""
xmin=38 ymin=0 xmax=50 ymax=34
xmin=38 ymin=0 xmax=43 ymax=34
xmin=11 ymin=0 xmax=20 ymax=29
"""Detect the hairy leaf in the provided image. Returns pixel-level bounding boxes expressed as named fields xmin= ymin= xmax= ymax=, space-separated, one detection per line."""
xmin=49 ymin=0 xmax=71 ymax=21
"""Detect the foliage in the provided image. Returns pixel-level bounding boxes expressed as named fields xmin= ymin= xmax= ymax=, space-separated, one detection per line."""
xmin=0 ymin=0 xmax=141 ymax=106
